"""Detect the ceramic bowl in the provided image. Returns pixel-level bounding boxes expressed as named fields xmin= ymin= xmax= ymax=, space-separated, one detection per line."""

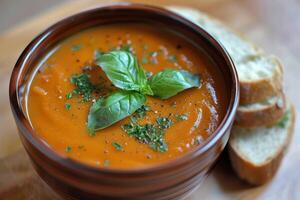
xmin=9 ymin=4 xmax=239 ymax=200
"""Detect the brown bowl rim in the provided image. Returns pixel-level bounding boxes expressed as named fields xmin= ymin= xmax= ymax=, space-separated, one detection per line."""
xmin=9 ymin=3 xmax=239 ymax=175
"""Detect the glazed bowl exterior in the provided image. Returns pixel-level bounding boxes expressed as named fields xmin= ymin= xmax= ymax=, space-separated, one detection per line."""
xmin=9 ymin=4 xmax=239 ymax=200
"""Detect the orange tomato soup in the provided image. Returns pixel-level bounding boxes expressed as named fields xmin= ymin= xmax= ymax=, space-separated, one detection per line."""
xmin=26 ymin=23 xmax=227 ymax=169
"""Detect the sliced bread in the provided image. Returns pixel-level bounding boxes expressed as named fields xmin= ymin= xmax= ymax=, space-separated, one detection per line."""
xmin=228 ymin=103 xmax=295 ymax=185
xmin=167 ymin=6 xmax=283 ymax=104
xmin=235 ymin=93 xmax=286 ymax=127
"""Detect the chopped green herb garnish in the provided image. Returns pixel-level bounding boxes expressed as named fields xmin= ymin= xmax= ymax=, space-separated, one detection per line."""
xmin=65 ymin=146 xmax=72 ymax=153
xmin=112 ymin=142 xmax=123 ymax=151
xmin=148 ymin=52 xmax=158 ymax=64
xmin=141 ymin=51 xmax=158 ymax=65
xmin=193 ymin=137 xmax=202 ymax=145
xmin=142 ymin=44 xmax=148 ymax=50
xmin=277 ymin=110 xmax=290 ymax=128
xmin=103 ymin=159 xmax=110 ymax=167
xmin=65 ymin=103 xmax=71 ymax=110
xmin=131 ymin=105 xmax=151 ymax=123
xmin=122 ymin=114 xmax=173 ymax=152
xmin=193 ymin=124 xmax=199 ymax=129
xmin=168 ymin=55 xmax=177 ymax=62
xmin=68 ymin=73 xmax=96 ymax=102
xmin=71 ymin=44 xmax=82 ymax=52
xmin=156 ymin=117 xmax=173 ymax=129
xmin=66 ymin=92 xmax=72 ymax=99
xmin=133 ymin=105 xmax=151 ymax=119
xmin=175 ymin=114 xmax=188 ymax=121
xmin=141 ymin=56 xmax=148 ymax=64
xmin=149 ymin=51 xmax=158 ymax=57
xmin=122 ymin=123 xmax=168 ymax=152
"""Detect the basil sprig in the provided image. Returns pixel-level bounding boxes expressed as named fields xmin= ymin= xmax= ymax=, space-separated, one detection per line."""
xmin=88 ymin=50 xmax=200 ymax=133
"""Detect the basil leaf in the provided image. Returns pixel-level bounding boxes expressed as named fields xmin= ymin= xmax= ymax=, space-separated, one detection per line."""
xmin=87 ymin=91 xmax=146 ymax=133
xmin=96 ymin=50 xmax=153 ymax=95
xmin=112 ymin=142 xmax=123 ymax=151
xmin=149 ymin=69 xmax=200 ymax=99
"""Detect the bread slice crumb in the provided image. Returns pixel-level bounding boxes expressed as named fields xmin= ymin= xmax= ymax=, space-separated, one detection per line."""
xmin=229 ymin=103 xmax=295 ymax=185
xmin=235 ymin=93 xmax=286 ymax=127
xmin=167 ymin=6 xmax=283 ymax=104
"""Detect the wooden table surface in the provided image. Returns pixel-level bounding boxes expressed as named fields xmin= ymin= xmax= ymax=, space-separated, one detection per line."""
xmin=0 ymin=0 xmax=299 ymax=199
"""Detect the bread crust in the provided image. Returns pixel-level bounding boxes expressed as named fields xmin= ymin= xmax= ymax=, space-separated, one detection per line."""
xmin=168 ymin=6 xmax=295 ymax=186
xmin=234 ymin=93 xmax=286 ymax=128
xmin=228 ymin=105 xmax=296 ymax=185
xmin=239 ymin=57 xmax=284 ymax=105
xmin=167 ymin=6 xmax=284 ymax=105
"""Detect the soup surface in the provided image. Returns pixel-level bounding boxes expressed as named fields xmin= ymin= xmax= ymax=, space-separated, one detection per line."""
xmin=26 ymin=23 xmax=227 ymax=169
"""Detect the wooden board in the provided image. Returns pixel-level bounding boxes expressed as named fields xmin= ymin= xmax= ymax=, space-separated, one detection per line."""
xmin=0 ymin=0 xmax=299 ymax=199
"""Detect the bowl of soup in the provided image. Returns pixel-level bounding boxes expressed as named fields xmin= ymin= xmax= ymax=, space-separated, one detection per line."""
xmin=9 ymin=3 xmax=239 ymax=200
